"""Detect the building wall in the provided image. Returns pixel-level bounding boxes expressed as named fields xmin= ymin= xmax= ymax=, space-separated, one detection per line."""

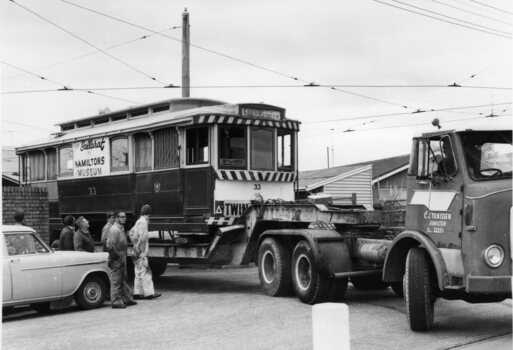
xmin=374 ymin=169 xmax=408 ymax=204
xmin=323 ymin=168 xmax=373 ymax=208
xmin=2 ymin=187 xmax=50 ymax=243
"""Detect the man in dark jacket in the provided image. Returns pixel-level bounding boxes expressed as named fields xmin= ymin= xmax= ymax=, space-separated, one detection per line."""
xmin=74 ymin=216 xmax=95 ymax=252
xmin=106 ymin=211 xmax=136 ymax=309
xmin=59 ymin=215 xmax=75 ymax=251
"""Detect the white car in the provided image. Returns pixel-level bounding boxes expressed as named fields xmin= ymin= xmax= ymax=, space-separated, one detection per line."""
xmin=2 ymin=225 xmax=110 ymax=313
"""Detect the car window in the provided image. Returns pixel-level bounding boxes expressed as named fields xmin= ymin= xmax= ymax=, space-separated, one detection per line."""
xmin=4 ymin=234 xmax=48 ymax=256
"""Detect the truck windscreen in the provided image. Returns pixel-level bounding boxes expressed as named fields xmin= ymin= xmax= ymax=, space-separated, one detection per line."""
xmin=460 ymin=130 xmax=512 ymax=181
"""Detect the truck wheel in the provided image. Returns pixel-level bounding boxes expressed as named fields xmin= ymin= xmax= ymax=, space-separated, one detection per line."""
xmin=328 ymin=278 xmax=349 ymax=301
xmin=404 ymin=248 xmax=435 ymax=331
xmin=75 ymin=275 xmax=106 ymax=309
xmin=149 ymin=259 xmax=168 ymax=277
xmin=292 ymin=240 xmax=331 ymax=304
xmin=351 ymin=276 xmax=389 ymax=290
xmin=391 ymin=281 xmax=404 ymax=298
xmin=258 ymin=238 xmax=293 ymax=296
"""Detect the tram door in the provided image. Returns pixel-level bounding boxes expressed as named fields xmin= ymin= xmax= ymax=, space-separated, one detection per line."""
xmin=183 ymin=127 xmax=213 ymax=216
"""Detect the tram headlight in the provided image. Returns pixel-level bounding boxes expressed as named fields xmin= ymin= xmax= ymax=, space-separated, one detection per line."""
xmin=484 ymin=245 xmax=504 ymax=268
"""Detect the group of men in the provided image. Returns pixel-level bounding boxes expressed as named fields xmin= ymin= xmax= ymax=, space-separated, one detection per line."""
xmin=101 ymin=206 xmax=161 ymax=309
xmin=54 ymin=205 xmax=161 ymax=309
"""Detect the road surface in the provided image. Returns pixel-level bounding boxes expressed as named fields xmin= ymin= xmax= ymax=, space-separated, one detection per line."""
xmin=2 ymin=266 xmax=511 ymax=350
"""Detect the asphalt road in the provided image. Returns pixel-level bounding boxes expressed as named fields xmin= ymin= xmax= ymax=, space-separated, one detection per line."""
xmin=2 ymin=266 xmax=512 ymax=350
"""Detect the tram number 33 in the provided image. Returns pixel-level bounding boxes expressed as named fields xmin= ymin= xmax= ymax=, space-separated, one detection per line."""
xmin=254 ymin=184 xmax=262 ymax=190
xmin=88 ymin=187 xmax=97 ymax=196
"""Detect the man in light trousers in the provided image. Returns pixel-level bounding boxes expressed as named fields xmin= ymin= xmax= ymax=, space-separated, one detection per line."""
xmin=131 ymin=205 xmax=161 ymax=300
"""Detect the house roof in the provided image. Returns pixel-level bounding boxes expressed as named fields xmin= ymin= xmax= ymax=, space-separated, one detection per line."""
xmin=298 ymin=154 xmax=410 ymax=191
xmin=298 ymin=165 xmax=369 ymax=190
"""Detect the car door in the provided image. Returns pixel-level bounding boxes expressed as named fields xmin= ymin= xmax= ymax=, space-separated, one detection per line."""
xmin=2 ymin=239 xmax=13 ymax=302
xmin=5 ymin=233 xmax=63 ymax=301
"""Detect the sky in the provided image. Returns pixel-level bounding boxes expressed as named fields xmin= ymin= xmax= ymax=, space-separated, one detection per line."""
xmin=1 ymin=0 xmax=511 ymax=171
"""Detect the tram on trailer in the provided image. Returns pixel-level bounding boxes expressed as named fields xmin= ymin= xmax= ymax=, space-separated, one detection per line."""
xmin=16 ymin=98 xmax=300 ymax=271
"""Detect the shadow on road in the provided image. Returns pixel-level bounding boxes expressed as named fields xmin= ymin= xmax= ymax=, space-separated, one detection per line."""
xmin=154 ymin=274 xmax=262 ymax=294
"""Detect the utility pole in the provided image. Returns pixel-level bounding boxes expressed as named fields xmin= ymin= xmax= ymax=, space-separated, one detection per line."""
xmin=182 ymin=8 xmax=190 ymax=98
xmin=327 ymin=147 xmax=330 ymax=168
xmin=330 ymin=128 xmax=335 ymax=167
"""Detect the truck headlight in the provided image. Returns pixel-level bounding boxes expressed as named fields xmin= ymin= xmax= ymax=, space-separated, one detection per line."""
xmin=484 ymin=245 xmax=504 ymax=268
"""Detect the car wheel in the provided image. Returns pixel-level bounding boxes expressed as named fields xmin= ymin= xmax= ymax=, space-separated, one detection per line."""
xmin=75 ymin=275 xmax=106 ymax=309
xmin=257 ymin=238 xmax=293 ymax=296
xmin=291 ymin=240 xmax=331 ymax=304
xmin=149 ymin=259 xmax=168 ymax=277
xmin=31 ymin=302 xmax=51 ymax=314
xmin=404 ymin=248 xmax=435 ymax=331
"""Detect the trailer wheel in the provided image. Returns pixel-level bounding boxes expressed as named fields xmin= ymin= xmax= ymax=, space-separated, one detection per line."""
xmin=404 ymin=248 xmax=435 ymax=331
xmin=328 ymin=278 xmax=349 ymax=301
xmin=149 ymin=259 xmax=168 ymax=277
xmin=351 ymin=276 xmax=389 ymax=290
xmin=291 ymin=240 xmax=331 ymax=304
xmin=258 ymin=238 xmax=293 ymax=296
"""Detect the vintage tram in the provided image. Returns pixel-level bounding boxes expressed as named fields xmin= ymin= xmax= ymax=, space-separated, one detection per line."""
xmin=16 ymin=98 xmax=300 ymax=273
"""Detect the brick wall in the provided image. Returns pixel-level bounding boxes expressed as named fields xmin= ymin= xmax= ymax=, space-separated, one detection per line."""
xmin=2 ymin=186 xmax=50 ymax=243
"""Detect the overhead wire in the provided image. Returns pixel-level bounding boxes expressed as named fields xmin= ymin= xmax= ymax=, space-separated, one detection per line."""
xmin=390 ymin=0 xmax=512 ymax=36
xmin=2 ymin=26 xmax=181 ymax=81
xmin=58 ymin=0 xmax=409 ymax=109
xmin=2 ymin=61 xmax=141 ymax=104
xmin=373 ymin=0 xmax=512 ymax=39
xmin=447 ymin=0 xmax=511 ymax=19
xmin=10 ymin=0 xmax=168 ymax=85
xmin=431 ymin=0 xmax=512 ymax=26
xmin=468 ymin=0 xmax=513 ymax=15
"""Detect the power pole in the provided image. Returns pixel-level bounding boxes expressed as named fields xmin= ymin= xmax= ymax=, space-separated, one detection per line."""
xmin=182 ymin=8 xmax=190 ymax=98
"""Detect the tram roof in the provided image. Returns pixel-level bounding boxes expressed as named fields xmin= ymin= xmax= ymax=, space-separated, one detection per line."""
xmin=16 ymin=98 xmax=300 ymax=153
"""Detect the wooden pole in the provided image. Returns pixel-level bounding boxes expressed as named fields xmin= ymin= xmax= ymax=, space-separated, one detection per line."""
xmin=182 ymin=9 xmax=190 ymax=98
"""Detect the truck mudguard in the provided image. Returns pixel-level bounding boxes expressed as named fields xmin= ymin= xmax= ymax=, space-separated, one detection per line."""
xmin=383 ymin=230 xmax=447 ymax=291
xmin=258 ymin=229 xmax=352 ymax=277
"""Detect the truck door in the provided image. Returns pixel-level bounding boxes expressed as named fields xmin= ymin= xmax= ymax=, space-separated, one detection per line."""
xmin=407 ymin=135 xmax=463 ymax=249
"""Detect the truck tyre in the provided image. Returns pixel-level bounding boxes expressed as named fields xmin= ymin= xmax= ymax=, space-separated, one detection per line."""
xmin=328 ymin=278 xmax=349 ymax=301
xmin=351 ymin=276 xmax=389 ymax=290
xmin=149 ymin=259 xmax=168 ymax=277
xmin=391 ymin=281 xmax=404 ymax=298
xmin=258 ymin=238 xmax=293 ymax=296
xmin=291 ymin=240 xmax=331 ymax=304
xmin=74 ymin=275 xmax=107 ymax=309
xmin=404 ymin=248 xmax=435 ymax=331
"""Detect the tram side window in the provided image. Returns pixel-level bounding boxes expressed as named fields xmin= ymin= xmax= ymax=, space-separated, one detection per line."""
xmin=251 ymin=127 xmax=274 ymax=171
xmin=111 ymin=137 xmax=129 ymax=172
xmin=219 ymin=125 xmax=246 ymax=169
xmin=29 ymin=151 xmax=45 ymax=181
xmin=278 ymin=130 xmax=294 ymax=170
xmin=154 ymin=127 xmax=179 ymax=169
xmin=47 ymin=148 xmax=57 ymax=180
xmin=134 ymin=133 xmax=152 ymax=171
xmin=186 ymin=127 xmax=209 ymax=165
xmin=59 ymin=146 xmax=73 ymax=177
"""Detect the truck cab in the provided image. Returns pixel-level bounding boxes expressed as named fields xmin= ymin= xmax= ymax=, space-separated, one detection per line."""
xmin=383 ymin=119 xmax=512 ymax=331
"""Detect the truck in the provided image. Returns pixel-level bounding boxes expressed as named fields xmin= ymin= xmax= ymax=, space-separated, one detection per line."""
xmin=16 ymin=98 xmax=511 ymax=331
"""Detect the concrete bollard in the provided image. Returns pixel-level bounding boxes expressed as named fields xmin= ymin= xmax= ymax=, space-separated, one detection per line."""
xmin=312 ymin=303 xmax=350 ymax=350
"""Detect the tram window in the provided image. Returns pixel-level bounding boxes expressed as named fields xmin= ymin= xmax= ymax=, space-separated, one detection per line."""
xmin=29 ymin=151 xmax=45 ymax=181
xmin=219 ymin=126 xmax=246 ymax=169
xmin=278 ymin=130 xmax=294 ymax=170
xmin=154 ymin=127 xmax=179 ymax=169
xmin=111 ymin=137 xmax=129 ymax=172
xmin=251 ymin=127 xmax=274 ymax=171
xmin=47 ymin=148 xmax=57 ymax=180
xmin=186 ymin=127 xmax=209 ymax=165
xmin=134 ymin=133 xmax=152 ymax=171
xmin=59 ymin=146 xmax=73 ymax=177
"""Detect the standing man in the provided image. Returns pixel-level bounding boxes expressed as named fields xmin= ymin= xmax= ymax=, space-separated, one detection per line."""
xmin=59 ymin=215 xmax=75 ymax=251
xmin=13 ymin=209 xmax=26 ymax=226
xmin=101 ymin=211 xmax=115 ymax=252
xmin=73 ymin=216 xmax=95 ymax=252
xmin=131 ymin=205 xmax=161 ymax=300
xmin=106 ymin=211 xmax=136 ymax=309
